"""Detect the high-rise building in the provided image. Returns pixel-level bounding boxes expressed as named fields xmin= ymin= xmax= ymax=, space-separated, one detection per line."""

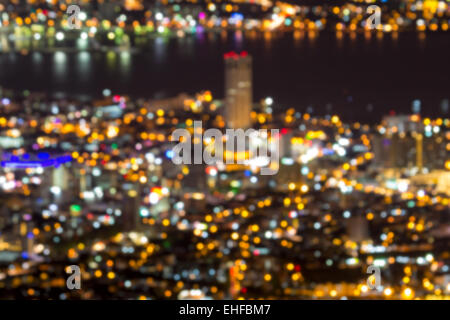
xmin=224 ymin=51 xmax=253 ymax=129
xmin=346 ymin=216 xmax=369 ymax=242
xmin=383 ymin=115 xmax=423 ymax=134
xmin=372 ymin=132 xmax=446 ymax=170
xmin=122 ymin=183 xmax=142 ymax=232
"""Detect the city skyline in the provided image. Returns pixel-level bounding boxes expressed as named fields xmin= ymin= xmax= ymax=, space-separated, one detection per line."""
xmin=0 ymin=0 xmax=448 ymax=304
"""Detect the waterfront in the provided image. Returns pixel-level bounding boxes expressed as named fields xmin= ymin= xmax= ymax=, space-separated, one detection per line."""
xmin=1 ymin=30 xmax=449 ymax=123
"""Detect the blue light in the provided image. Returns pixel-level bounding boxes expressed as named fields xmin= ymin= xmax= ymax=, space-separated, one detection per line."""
xmin=230 ymin=13 xmax=244 ymax=21
xmin=165 ymin=150 xmax=174 ymax=159
xmin=1 ymin=155 xmax=73 ymax=169
xmin=37 ymin=152 xmax=50 ymax=160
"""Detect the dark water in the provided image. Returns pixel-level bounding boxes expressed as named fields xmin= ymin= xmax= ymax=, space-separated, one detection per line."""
xmin=0 ymin=31 xmax=449 ymax=122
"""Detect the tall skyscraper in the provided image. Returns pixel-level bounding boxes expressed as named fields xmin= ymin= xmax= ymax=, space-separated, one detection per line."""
xmin=224 ymin=51 xmax=252 ymax=129
xmin=123 ymin=183 xmax=142 ymax=232
xmin=415 ymin=133 xmax=423 ymax=172
xmin=346 ymin=216 xmax=369 ymax=242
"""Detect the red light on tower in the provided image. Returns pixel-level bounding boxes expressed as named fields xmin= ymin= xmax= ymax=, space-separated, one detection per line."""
xmin=224 ymin=51 xmax=238 ymax=59
xmin=224 ymin=51 xmax=245 ymax=59
xmin=281 ymin=128 xmax=289 ymax=135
